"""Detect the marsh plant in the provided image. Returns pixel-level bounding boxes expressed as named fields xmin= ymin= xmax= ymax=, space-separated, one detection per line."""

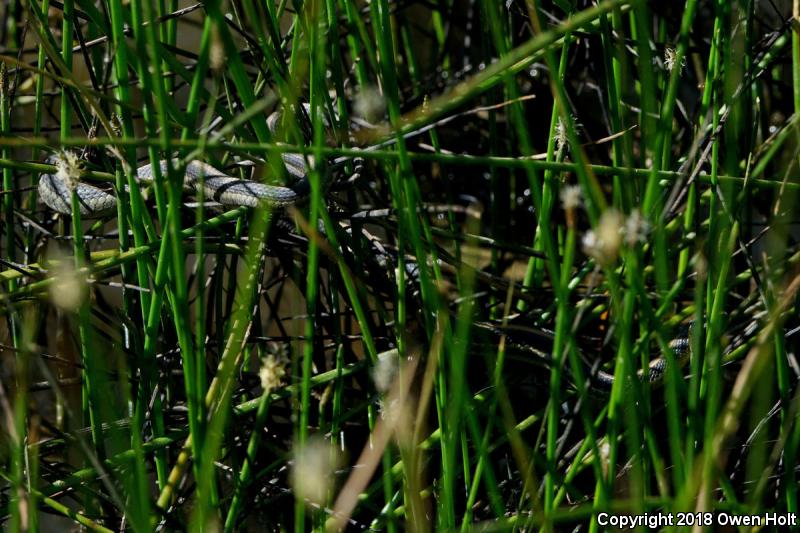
xmin=1 ymin=0 xmax=800 ymax=531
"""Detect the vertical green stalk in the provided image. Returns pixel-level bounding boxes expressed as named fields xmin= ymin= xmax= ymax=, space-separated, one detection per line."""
xmin=3 ymin=47 xmax=25 ymax=533
xmin=0 ymin=66 xmax=15 ymax=301
xmin=781 ymin=1 xmax=800 ymax=516
xmin=106 ymin=0 xmax=167 ymax=498
xmin=129 ymin=0 xmax=210 ymax=515
xmin=59 ymin=0 xmax=106 ymax=463
xmin=518 ymin=30 xmax=572 ymax=310
xmin=296 ymin=0 xmax=323 ymax=530
xmin=370 ymin=0 xmax=475 ymax=527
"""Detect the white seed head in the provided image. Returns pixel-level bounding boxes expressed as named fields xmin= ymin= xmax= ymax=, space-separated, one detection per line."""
xmin=354 ymin=85 xmax=386 ymax=123
xmin=259 ymin=354 xmax=286 ymax=394
xmin=49 ymin=258 xmax=86 ymax=310
xmin=692 ymin=251 xmax=707 ymax=281
xmin=623 ymin=209 xmax=650 ymax=246
xmin=554 ymin=115 xmax=581 ymax=153
xmin=582 ymin=209 xmax=623 ymax=266
xmin=560 ymin=184 xmax=582 ymax=211
xmin=377 ymin=397 xmax=397 ymax=420
xmin=371 ymin=349 xmax=398 ymax=394
xmin=598 ymin=436 xmax=611 ymax=477
xmin=290 ymin=436 xmax=338 ymax=506
xmin=377 ymin=395 xmax=413 ymax=445
xmin=554 ymin=117 xmax=568 ymax=153
xmin=54 ymin=151 xmax=82 ymax=192
xmin=664 ymin=47 xmax=685 ymax=74
xmin=210 ymin=24 xmax=225 ymax=72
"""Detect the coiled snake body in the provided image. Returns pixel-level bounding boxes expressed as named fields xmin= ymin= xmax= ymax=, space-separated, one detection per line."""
xmin=39 ymin=107 xmax=320 ymax=217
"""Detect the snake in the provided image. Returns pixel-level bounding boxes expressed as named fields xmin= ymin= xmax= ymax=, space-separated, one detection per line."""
xmin=38 ymin=105 xmax=696 ymax=390
xmin=38 ymin=106 xmax=327 ymax=217
xmin=482 ymin=321 xmax=695 ymax=390
xmin=591 ymin=334 xmax=691 ymax=390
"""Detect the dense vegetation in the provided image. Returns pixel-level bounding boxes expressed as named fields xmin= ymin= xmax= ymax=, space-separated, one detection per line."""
xmin=1 ymin=0 xmax=800 ymax=530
